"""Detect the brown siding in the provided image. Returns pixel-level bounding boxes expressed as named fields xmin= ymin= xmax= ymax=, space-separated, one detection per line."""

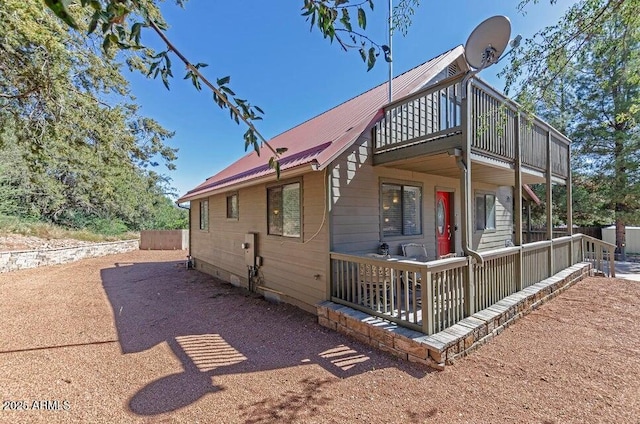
xmin=471 ymin=184 xmax=514 ymax=251
xmin=190 ymin=172 xmax=329 ymax=312
xmin=329 ymin=136 xmax=463 ymax=259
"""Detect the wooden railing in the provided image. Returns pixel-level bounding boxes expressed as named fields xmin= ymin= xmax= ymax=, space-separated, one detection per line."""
xmin=471 ymin=82 xmax=517 ymax=161
xmin=329 ymin=253 xmax=468 ymax=335
xmin=474 ymin=246 xmax=519 ymax=311
xmin=470 ymin=80 xmax=570 ymax=179
xmin=581 ymin=235 xmax=616 ymax=277
xmin=372 ymin=77 xmax=570 ymax=181
xmin=522 ymin=241 xmax=551 ymax=288
xmin=373 ymin=76 xmax=462 ymax=154
xmin=329 ymin=235 xmax=615 ymax=336
xmin=553 ymin=236 xmax=573 ymax=274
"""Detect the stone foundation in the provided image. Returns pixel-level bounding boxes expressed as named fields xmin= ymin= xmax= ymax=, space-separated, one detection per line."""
xmin=0 ymin=240 xmax=139 ymax=273
xmin=318 ymin=262 xmax=592 ymax=370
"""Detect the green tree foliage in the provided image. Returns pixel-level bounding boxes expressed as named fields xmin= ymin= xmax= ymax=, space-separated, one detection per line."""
xmin=0 ymin=0 xmax=187 ymax=233
xmin=42 ymin=0 xmax=418 ymax=173
xmin=505 ymin=0 xmax=640 ymax=256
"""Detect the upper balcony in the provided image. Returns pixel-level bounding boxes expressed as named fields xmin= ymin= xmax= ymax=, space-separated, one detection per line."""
xmin=372 ymin=75 xmax=570 ymax=186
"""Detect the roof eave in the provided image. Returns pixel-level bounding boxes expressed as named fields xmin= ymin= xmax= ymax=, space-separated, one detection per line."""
xmin=177 ymin=161 xmax=320 ymax=203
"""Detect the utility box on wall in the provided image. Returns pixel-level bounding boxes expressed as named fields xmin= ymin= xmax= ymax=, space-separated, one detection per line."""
xmin=242 ymin=233 xmax=256 ymax=266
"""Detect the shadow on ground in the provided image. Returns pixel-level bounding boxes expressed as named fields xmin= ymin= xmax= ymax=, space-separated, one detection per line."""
xmin=616 ymin=261 xmax=640 ymax=280
xmin=100 ymin=260 xmax=426 ymax=417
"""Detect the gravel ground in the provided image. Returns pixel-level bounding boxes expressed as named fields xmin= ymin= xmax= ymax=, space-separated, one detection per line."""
xmin=1 ymin=250 xmax=638 ymax=424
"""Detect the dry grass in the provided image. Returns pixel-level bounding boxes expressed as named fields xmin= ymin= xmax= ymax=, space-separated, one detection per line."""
xmin=0 ymin=215 xmax=138 ymax=242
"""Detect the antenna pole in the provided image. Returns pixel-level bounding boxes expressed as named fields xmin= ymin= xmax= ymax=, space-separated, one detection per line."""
xmin=388 ymin=0 xmax=393 ymax=103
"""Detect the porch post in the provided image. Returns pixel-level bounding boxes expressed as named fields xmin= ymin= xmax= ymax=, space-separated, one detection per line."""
xmin=546 ymin=130 xmax=554 ymax=276
xmin=514 ymin=112 xmax=523 ymax=290
xmin=461 ymin=78 xmax=475 ymax=316
xmin=566 ymin=144 xmax=574 ymax=264
xmin=526 ymin=202 xmax=532 ymax=243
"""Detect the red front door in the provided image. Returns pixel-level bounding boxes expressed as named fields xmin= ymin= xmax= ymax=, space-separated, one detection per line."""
xmin=436 ymin=191 xmax=454 ymax=258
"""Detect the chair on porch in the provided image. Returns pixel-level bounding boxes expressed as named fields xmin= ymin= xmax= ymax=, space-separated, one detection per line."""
xmin=401 ymin=243 xmax=429 ymax=262
xmin=358 ymin=253 xmax=393 ymax=312
xmin=401 ymin=244 xmax=428 ymax=306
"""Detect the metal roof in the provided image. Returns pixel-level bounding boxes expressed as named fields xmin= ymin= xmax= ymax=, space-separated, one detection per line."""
xmin=179 ymin=46 xmax=464 ymax=202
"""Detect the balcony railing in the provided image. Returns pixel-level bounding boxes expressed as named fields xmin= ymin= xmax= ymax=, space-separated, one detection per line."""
xmin=329 ymin=234 xmax=615 ymax=335
xmin=373 ymin=76 xmax=463 ymax=154
xmin=372 ymin=77 xmax=571 ymax=180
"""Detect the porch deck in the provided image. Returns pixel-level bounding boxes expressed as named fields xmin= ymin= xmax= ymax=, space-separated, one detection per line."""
xmin=323 ymin=234 xmax=615 ymax=367
xmin=319 ymin=261 xmax=592 ymax=369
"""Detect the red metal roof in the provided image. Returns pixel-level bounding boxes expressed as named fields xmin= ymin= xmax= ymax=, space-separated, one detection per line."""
xmin=179 ymin=46 xmax=464 ymax=202
xmin=523 ymin=184 xmax=541 ymax=205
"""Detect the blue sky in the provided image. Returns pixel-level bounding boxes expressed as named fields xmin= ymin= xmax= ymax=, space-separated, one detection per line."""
xmin=126 ymin=0 xmax=573 ymax=198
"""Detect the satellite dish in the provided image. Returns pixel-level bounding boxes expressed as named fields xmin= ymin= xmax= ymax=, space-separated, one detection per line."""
xmin=464 ymin=16 xmax=512 ymax=70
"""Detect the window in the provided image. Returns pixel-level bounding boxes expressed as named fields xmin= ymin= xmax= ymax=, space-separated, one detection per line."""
xmin=475 ymin=193 xmax=496 ymax=231
xmin=381 ymin=183 xmax=422 ymax=237
xmin=267 ymin=182 xmax=301 ymax=238
xmin=226 ymin=193 xmax=238 ymax=219
xmin=199 ymin=199 xmax=209 ymax=231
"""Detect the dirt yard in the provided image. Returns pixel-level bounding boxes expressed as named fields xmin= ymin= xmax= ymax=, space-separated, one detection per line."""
xmin=1 ymin=250 xmax=638 ymax=423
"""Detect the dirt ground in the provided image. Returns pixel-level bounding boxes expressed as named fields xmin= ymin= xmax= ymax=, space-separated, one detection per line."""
xmin=1 ymin=250 xmax=638 ymax=423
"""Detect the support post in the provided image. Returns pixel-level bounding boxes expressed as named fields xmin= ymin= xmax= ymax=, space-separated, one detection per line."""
xmin=566 ymin=144 xmax=573 ymax=264
xmin=546 ymin=131 xmax=554 ymax=276
xmin=460 ymin=78 xmax=475 ymax=316
xmin=514 ymin=112 xmax=523 ymax=290
xmin=422 ymin=270 xmax=434 ymax=335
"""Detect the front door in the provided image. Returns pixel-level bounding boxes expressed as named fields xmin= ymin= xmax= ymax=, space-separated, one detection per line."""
xmin=436 ymin=191 xmax=454 ymax=258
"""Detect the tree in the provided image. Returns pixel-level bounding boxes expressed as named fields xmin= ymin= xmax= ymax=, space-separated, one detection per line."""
xmin=505 ymin=0 xmax=640 ymax=259
xmin=0 ymin=0 xmax=184 ymax=232
xmin=42 ymin=0 xmax=422 ymax=173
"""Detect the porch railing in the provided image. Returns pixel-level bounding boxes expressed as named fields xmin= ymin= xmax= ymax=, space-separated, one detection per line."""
xmin=329 ymin=234 xmax=616 ymax=336
xmin=371 ymin=77 xmax=570 ymax=181
xmin=581 ymin=235 xmax=616 ymax=277
xmin=473 ymin=246 xmax=519 ymax=312
xmin=373 ymin=76 xmax=463 ymax=154
xmin=329 ymin=253 xmax=468 ymax=335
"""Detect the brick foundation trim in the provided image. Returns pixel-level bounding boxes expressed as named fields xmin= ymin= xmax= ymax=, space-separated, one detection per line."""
xmin=317 ymin=262 xmax=592 ymax=370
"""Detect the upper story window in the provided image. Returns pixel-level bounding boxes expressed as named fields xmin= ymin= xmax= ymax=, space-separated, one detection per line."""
xmin=199 ymin=199 xmax=209 ymax=231
xmin=475 ymin=193 xmax=496 ymax=231
xmin=226 ymin=193 xmax=238 ymax=219
xmin=267 ymin=182 xmax=301 ymax=238
xmin=381 ymin=183 xmax=422 ymax=237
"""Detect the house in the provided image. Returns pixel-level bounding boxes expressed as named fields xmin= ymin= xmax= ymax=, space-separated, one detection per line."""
xmin=178 ymin=46 xmax=613 ymax=337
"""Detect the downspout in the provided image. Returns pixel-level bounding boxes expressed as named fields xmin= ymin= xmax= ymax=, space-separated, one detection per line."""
xmin=459 ymin=74 xmax=484 ymax=266
xmin=455 ymin=156 xmax=484 ymax=265
xmin=176 ymin=202 xmax=192 ymax=268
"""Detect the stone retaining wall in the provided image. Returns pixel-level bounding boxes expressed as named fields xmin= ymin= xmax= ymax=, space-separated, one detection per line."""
xmin=318 ymin=262 xmax=592 ymax=370
xmin=0 ymin=239 xmax=139 ymax=273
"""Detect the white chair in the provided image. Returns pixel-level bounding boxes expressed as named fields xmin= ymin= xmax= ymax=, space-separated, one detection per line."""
xmin=400 ymin=244 xmax=429 ymax=307
xmin=401 ymin=243 xmax=429 ymax=262
xmin=358 ymin=253 xmax=393 ymax=311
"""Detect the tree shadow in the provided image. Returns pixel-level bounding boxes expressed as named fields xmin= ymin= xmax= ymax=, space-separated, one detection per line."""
xmin=237 ymin=377 xmax=334 ymax=423
xmin=100 ymin=259 xmax=427 ymax=417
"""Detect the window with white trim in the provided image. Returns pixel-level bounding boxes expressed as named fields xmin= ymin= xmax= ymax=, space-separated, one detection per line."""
xmin=226 ymin=193 xmax=238 ymax=219
xmin=475 ymin=193 xmax=496 ymax=231
xmin=199 ymin=199 xmax=209 ymax=231
xmin=381 ymin=183 xmax=422 ymax=237
xmin=267 ymin=182 xmax=301 ymax=238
